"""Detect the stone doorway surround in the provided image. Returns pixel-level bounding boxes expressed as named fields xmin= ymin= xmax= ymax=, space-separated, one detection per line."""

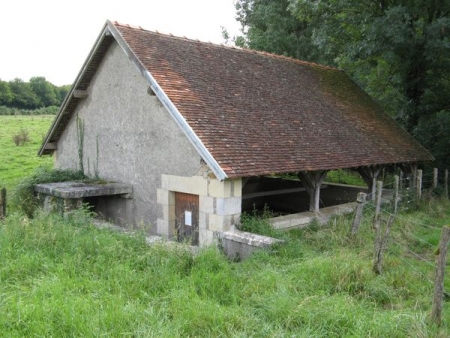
xmin=156 ymin=174 xmax=242 ymax=247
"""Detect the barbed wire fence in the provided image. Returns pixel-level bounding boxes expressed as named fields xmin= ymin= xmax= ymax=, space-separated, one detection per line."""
xmin=349 ymin=167 xmax=450 ymax=325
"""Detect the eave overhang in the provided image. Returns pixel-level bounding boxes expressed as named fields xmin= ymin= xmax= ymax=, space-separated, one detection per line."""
xmin=38 ymin=20 xmax=228 ymax=181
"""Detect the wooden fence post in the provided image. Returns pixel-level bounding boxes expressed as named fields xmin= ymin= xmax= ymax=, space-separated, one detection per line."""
xmin=393 ymin=175 xmax=399 ymax=214
xmin=445 ymin=169 xmax=448 ymax=199
xmin=431 ymin=226 xmax=450 ymax=326
xmin=399 ymin=171 xmax=404 ymax=191
xmin=433 ymin=168 xmax=438 ymax=190
xmin=372 ymin=181 xmax=383 ymax=274
xmin=0 ymin=187 xmax=6 ymax=220
xmin=350 ymin=192 xmax=367 ymax=236
xmin=416 ymin=169 xmax=423 ymax=200
xmin=373 ymin=215 xmax=395 ymax=275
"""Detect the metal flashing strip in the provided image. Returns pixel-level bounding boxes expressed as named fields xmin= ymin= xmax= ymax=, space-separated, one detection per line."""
xmin=107 ymin=21 xmax=228 ymax=181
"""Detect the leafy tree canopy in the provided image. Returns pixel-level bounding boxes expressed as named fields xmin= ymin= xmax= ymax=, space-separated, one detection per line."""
xmin=0 ymin=77 xmax=70 ymax=110
xmin=234 ymin=0 xmax=450 ymax=168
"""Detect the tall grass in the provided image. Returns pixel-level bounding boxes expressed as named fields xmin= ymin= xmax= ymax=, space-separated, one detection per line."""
xmin=1 ymin=202 xmax=449 ymax=336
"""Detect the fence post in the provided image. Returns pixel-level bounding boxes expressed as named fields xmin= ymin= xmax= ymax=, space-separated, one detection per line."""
xmin=411 ymin=167 xmax=417 ymax=190
xmin=373 ymin=215 xmax=395 ymax=275
xmin=0 ymin=187 xmax=6 ymax=220
xmin=399 ymin=171 xmax=404 ymax=191
xmin=372 ymin=181 xmax=383 ymax=274
xmin=350 ymin=192 xmax=367 ymax=236
xmin=416 ymin=169 xmax=423 ymax=200
xmin=431 ymin=226 xmax=450 ymax=326
xmin=433 ymin=168 xmax=438 ymax=190
xmin=445 ymin=169 xmax=448 ymax=199
xmin=393 ymin=175 xmax=399 ymax=214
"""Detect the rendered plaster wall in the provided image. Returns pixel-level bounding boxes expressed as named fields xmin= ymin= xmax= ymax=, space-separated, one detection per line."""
xmin=55 ymin=41 xmax=201 ymax=229
xmin=157 ymin=175 xmax=242 ymax=247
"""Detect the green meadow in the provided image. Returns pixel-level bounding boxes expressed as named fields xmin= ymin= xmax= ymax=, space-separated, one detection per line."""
xmin=0 ymin=115 xmax=54 ymax=191
xmin=0 ymin=115 xmax=449 ymax=336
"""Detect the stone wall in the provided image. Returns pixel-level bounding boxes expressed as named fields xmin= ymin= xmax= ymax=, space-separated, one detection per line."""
xmin=54 ymin=41 xmax=201 ymax=229
xmin=157 ymin=174 xmax=242 ymax=247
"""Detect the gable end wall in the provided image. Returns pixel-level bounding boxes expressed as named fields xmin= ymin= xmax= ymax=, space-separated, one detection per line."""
xmin=55 ymin=41 xmax=202 ymax=229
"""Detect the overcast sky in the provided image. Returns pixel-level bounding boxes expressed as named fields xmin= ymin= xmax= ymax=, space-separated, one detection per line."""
xmin=0 ymin=0 xmax=241 ymax=86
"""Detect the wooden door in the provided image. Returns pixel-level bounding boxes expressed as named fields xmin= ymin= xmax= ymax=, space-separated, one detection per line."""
xmin=175 ymin=192 xmax=199 ymax=245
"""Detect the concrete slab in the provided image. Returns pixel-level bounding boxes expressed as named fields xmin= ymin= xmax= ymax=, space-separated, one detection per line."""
xmin=271 ymin=202 xmax=357 ymax=230
xmin=35 ymin=181 xmax=133 ymax=199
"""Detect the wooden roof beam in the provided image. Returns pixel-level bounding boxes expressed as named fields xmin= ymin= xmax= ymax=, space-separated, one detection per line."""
xmin=357 ymin=165 xmax=382 ymax=200
xmin=73 ymin=90 xmax=88 ymax=99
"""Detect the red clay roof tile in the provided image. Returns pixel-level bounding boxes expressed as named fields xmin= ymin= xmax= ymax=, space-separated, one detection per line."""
xmin=39 ymin=21 xmax=434 ymax=177
xmin=112 ymin=22 xmax=432 ymax=177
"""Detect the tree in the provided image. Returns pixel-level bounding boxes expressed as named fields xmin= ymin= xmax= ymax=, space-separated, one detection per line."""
xmin=8 ymin=78 xmax=39 ymax=109
xmin=234 ymin=0 xmax=450 ymax=167
xmin=56 ymin=84 xmax=71 ymax=103
xmin=235 ymin=0 xmax=321 ymax=62
xmin=29 ymin=76 xmax=58 ymax=107
xmin=0 ymin=80 xmax=13 ymax=105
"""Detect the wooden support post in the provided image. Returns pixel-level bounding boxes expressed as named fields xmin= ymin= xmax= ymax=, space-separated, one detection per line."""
xmin=431 ymin=226 xmax=450 ymax=326
xmin=393 ymin=175 xmax=399 ymax=215
xmin=417 ymin=169 xmax=423 ymax=200
xmin=433 ymin=168 xmax=438 ymax=190
xmin=349 ymin=192 xmax=367 ymax=236
xmin=401 ymin=162 xmax=417 ymax=190
xmin=297 ymin=171 xmax=328 ymax=212
xmin=445 ymin=169 xmax=448 ymax=199
xmin=0 ymin=187 xmax=5 ymax=219
xmin=357 ymin=166 xmax=382 ymax=201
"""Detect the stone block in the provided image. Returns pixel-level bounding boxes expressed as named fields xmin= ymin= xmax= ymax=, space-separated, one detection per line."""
xmin=162 ymin=204 xmax=176 ymax=221
xmin=198 ymin=211 xmax=208 ymax=230
xmin=200 ymin=196 xmax=215 ymax=214
xmin=232 ymin=178 xmax=242 ymax=197
xmin=208 ymin=214 xmax=224 ymax=232
xmin=157 ymin=189 xmax=175 ymax=205
xmin=199 ymin=229 xmax=215 ymax=246
xmin=208 ymin=214 xmax=237 ymax=232
xmin=161 ymin=174 xmax=208 ymax=195
xmin=156 ymin=188 xmax=168 ymax=205
xmin=157 ymin=218 xmax=176 ymax=238
xmin=208 ymin=179 xmax=232 ymax=198
xmin=156 ymin=218 xmax=169 ymax=237
xmin=215 ymin=197 xmax=241 ymax=216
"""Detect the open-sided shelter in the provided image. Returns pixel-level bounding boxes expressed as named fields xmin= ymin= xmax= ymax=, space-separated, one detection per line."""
xmin=39 ymin=20 xmax=433 ymax=246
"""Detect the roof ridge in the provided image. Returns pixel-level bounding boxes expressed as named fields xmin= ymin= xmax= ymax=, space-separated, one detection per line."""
xmin=111 ymin=21 xmax=338 ymax=71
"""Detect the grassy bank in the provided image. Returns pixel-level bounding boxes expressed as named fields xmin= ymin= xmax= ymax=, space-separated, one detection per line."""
xmin=1 ymin=201 xmax=449 ymax=337
xmin=0 ymin=115 xmax=53 ymax=191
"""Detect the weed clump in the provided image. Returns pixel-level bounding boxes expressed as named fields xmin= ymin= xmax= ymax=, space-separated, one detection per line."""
xmin=12 ymin=128 xmax=30 ymax=146
xmin=12 ymin=167 xmax=86 ymax=217
xmin=238 ymin=205 xmax=284 ymax=239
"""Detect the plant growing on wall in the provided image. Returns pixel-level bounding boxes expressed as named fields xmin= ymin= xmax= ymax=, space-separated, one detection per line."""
xmin=94 ymin=134 xmax=100 ymax=179
xmin=76 ymin=114 xmax=84 ymax=174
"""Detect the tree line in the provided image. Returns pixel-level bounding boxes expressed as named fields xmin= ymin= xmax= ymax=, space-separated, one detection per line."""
xmin=0 ymin=77 xmax=70 ymax=110
xmin=232 ymin=0 xmax=450 ymax=168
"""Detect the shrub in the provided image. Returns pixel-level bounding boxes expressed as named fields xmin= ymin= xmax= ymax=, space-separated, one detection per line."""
xmin=12 ymin=167 xmax=86 ymax=217
xmin=238 ymin=205 xmax=284 ymax=239
xmin=12 ymin=128 xmax=30 ymax=146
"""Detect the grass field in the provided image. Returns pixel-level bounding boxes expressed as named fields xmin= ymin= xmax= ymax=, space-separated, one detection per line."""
xmin=1 ymin=202 xmax=449 ymax=337
xmin=1 ymin=115 xmax=450 ymax=336
xmin=0 ymin=115 xmax=54 ymax=191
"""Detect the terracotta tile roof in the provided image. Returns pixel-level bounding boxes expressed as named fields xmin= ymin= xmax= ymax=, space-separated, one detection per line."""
xmin=112 ymin=22 xmax=432 ymax=178
xmin=39 ymin=21 xmax=434 ymax=179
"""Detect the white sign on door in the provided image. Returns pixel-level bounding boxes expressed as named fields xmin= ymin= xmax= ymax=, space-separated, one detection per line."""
xmin=185 ymin=211 xmax=192 ymax=226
